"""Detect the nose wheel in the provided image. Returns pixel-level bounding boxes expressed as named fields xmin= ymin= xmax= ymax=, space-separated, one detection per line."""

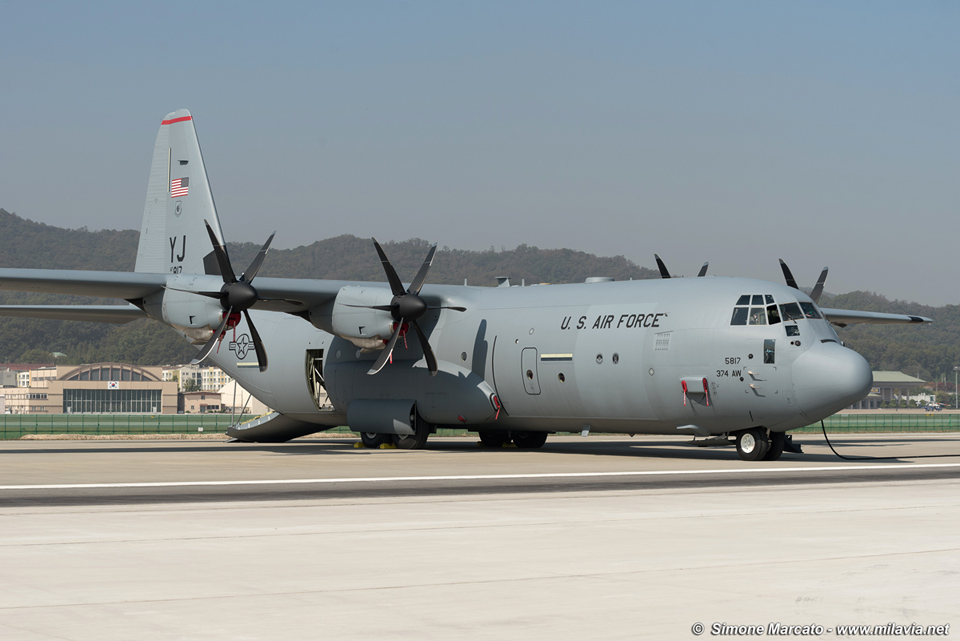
xmin=736 ymin=427 xmax=770 ymax=461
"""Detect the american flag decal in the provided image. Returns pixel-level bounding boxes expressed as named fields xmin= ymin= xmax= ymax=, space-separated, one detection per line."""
xmin=171 ymin=177 xmax=189 ymax=198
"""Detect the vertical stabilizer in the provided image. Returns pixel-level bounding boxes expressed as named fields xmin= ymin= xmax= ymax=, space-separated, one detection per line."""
xmin=135 ymin=110 xmax=226 ymax=275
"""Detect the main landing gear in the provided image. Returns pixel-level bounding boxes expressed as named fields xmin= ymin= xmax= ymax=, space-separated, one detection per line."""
xmin=735 ymin=427 xmax=786 ymax=461
xmin=358 ymin=412 xmax=432 ymax=450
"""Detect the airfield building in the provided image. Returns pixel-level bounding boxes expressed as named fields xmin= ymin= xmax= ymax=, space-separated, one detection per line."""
xmin=4 ymin=363 xmax=178 ymax=414
xmin=847 ymin=371 xmax=926 ymax=410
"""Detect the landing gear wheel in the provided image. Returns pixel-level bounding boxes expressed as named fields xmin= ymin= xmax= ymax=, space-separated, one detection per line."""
xmin=394 ymin=413 xmax=430 ymax=450
xmin=478 ymin=430 xmax=510 ymax=447
xmin=762 ymin=431 xmax=786 ymax=461
xmin=511 ymin=430 xmax=548 ymax=449
xmin=736 ymin=427 xmax=770 ymax=461
xmin=360 ymin=432 xmax=390 ymax=448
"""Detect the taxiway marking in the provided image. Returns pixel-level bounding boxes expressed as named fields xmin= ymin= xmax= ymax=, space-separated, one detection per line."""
xmin=2 ymin=462 xmax=960 ymax=491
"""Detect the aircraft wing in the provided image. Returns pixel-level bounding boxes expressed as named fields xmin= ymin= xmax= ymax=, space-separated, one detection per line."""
xmin=0 ymin=304 xmax=147 ymax=324
xmin=820 ymin=308 xmax=932 ymax=327
xmin=0 ymin=269 xmax=168 ymax=299
xmin=241 ymin=276 xmax=352 ymax=313
xmin=0 ymin=268 xmax=350 ymax=317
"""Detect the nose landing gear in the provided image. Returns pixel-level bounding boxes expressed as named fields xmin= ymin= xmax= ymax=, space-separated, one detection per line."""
xmin=735 ymin=428 xmax=786 ymax=461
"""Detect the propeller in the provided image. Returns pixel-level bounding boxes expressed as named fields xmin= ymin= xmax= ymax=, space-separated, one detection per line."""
xmin=363 ymin=239 xmax=465 ymax=376
xmin=654 ymin=254 xmax=708 ymax=279
xmin=778 ymin=259 xmax=828 ymax=304
xmin=189 ymin=220 xmax=275 ymax=371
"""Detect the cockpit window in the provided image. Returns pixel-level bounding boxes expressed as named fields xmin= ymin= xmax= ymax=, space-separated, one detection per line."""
xmin=731 ymin=307 xmax=749 ymax=325
xmin=731 ymin=295 xmax=777 ymax=326
xmin=766 ymin=305 xmax=781 ymax=325
xmin=779 ymin=302 xmax=803 ymax=321
xmin=799 ymin=302 xmax=822 ymax=319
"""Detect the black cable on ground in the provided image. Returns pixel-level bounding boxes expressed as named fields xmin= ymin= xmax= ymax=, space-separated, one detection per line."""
xmin=820 ymin=420 xmax=960 ymax=461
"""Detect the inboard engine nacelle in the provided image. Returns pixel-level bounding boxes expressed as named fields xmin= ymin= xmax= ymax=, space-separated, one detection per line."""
xmin=330 ymin=285 xmax=396 ymax=349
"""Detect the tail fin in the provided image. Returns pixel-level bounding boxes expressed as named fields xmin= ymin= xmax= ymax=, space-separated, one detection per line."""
xmin=135 ymin=109 xmax=227 ymax=275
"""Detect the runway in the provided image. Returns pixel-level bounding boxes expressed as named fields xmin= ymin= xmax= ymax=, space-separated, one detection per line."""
xmin=1 ymin=434 xmax=958 ymax=639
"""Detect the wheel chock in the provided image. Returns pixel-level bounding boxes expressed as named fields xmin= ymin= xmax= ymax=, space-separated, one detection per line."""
xmin=353 ymin=441 xmax=363 ymax=449
xmin=380 ymin=442 xmax=398 ymax=449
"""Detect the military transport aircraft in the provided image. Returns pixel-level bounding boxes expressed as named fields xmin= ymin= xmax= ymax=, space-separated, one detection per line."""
xmin=0 ymin=110 xmax=932 ymax=461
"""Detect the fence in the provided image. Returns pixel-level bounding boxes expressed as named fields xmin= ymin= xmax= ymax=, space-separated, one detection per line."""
xmin=794 ymin=412 xmax=960 ymax=433
xmin=0 ymin=414 xmax=260 ymax=439
xmin=2 ymin=412 xmax=958 ymax=440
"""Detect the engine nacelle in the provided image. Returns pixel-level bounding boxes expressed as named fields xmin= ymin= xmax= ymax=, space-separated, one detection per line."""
xmin=143 ymin=288 xmax=224 ymax=345
xmin=331 ymin=285 xmax=396 ymax=348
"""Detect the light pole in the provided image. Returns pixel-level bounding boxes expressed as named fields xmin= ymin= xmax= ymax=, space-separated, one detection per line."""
xmin=954 ymin=366 xmax=959 ymax=409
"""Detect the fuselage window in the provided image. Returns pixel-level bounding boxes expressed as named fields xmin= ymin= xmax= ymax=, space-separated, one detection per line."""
xmin=766 ymin=305 xmax=781 ymax=325
xmin=731 ymin=307 xmax=749 ymax=325
xmin=785 ymin=324 xmax=800 ymax=336
xmin=799 ymin=302 xmax=822 ymax=319
xmin=751 ymin=294 xmax=764 ymax=305
xmin=749 ymin=307 xmax=767 ymax=325
xmin=763 ymin=339 xmax=776 ymax=364
xmin=736 ymin=295 xmax=750 ymax=306
xmin=780 ymin=302 xmax=803 ymax=321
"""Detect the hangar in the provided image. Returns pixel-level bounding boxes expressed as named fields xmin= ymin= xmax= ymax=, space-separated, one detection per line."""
xmin=4 ymin=363 xmax=178 ymax=414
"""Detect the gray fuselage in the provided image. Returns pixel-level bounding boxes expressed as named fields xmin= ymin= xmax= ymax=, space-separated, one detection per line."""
xmin=200 ymin=275 xmax=871 ymax=438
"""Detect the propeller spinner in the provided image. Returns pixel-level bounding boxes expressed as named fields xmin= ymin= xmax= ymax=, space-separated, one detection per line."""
xmin=364 ymin=239 xmax=465 ymax=376
xmin=188 ymin=221 xmax=275 ymax=372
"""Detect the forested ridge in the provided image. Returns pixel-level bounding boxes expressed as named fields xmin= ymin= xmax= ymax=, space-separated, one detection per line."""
xmin=0 ymin=209 xmax=952 ymax=380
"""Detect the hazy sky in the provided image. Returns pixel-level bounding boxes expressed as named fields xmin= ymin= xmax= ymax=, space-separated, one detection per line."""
xmin=2 ymin=2 xmax=957 ymax=305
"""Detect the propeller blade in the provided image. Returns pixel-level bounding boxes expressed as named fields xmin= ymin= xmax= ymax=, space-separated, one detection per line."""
xmin=241 ymin=231 xmax=276 ymax=282
xmin=191 ymin=307 xmax=233 ymax=365
xmin=697 ymin=262 xmax=709 ymax=278
xmin=810 ymin=267 xmax=829 ymax=304
xmin=654 ymin=254 xmax=671 ymax=279
xmin=372 ymin=238 xmax=406 ymax=297
xmin=242 ymin=309 xmax=268 ymax=372
xmin=408 ymin=245 xmax=437 ymax=295
xmin=428 ymin=305 xmax=467 ymax=312
xmin=779 ymin=259 xmax=799 ymax=290
xmin=367 ymin=324 xmax=403 ymax=375
xmin=411 ymin=320 xmax=438 ymax=376
xmin=204 ymin=220 xmax=237 ymax=283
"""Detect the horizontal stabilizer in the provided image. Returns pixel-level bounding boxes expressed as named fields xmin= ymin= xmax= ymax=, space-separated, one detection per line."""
xmin=0 ymin=304 xmax=147 ymax=324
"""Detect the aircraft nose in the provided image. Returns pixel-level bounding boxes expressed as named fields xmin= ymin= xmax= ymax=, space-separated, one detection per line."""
xmin=792 ymin=344 xmax=872 ymax=420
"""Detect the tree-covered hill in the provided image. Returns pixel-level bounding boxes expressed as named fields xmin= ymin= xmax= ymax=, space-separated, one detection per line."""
xmin=0 ymin=208 xmax=953 ymax=380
